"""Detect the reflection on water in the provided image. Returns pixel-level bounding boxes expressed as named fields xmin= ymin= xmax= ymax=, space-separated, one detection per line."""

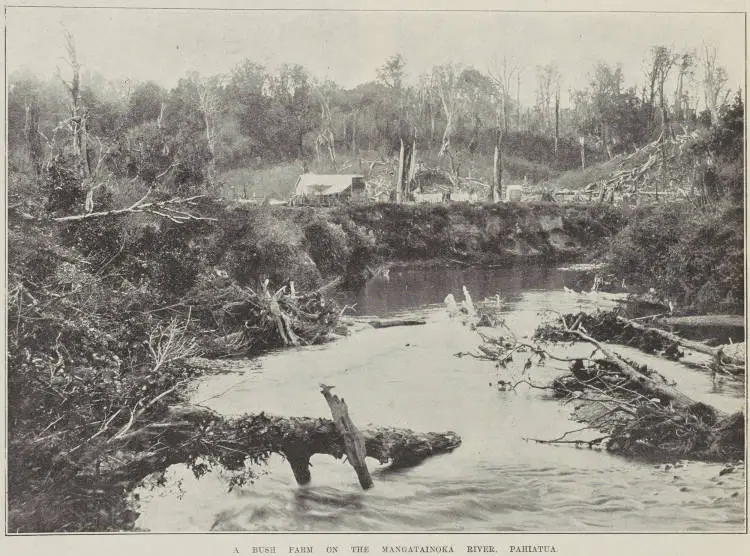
xmin=135 ymin=265 xmax=746 ymax=532
xmin=334 ymin=265 xmax=563 ymax=317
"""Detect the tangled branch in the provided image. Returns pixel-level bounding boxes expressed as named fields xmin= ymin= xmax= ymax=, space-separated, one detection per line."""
xmin=51 ymin=190 xmax=217 ymax=224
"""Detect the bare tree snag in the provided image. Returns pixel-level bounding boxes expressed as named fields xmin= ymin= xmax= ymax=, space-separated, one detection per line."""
xmin=407 ymin=136 xmax=418 ymax=191
xmin=579 ymin=136 xmax=586 ymax=170
xmin=320 ymin=384 xmax=373 ymax=489
xmin=196 ymin=77 xmax=221 ymax=184
xmin=492 ymin=128 xmax=502 ymax=203
xmin=395 ymin=139 xmax=405 ymax=204
xmin=554 ymin=85 xmax=560 ymax=157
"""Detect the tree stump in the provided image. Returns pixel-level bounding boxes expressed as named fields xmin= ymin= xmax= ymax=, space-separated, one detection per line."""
xmin=320 ymin=384 xmax=373 ymax=489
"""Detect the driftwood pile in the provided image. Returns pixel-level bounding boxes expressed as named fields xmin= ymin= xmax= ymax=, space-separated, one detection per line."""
xmin=189 ymin=279 xmax=340 ymax=356
xmin=538 ymin=310 xmax=745 ymax=375
xmin=466 ymin=306 xmax=744 ymax=462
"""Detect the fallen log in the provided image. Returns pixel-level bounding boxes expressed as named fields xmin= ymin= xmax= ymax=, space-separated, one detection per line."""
xmin=616 ymin=315 xmax=743 ymax=366
xmin=97 ymin=404 xmax=462 ymax=492
xmin=561 ymin=323 xmax=705 ymax=413
xmin=369 ymin=318 xmax=427 ymax=329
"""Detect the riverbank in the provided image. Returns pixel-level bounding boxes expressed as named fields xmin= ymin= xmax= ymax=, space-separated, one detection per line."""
xmin=6 ymin=196 xmax=743 ymax=531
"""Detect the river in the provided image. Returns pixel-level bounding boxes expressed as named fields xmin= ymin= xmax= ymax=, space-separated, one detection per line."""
xmin=134 ymin=265 xmax=746 ymax=532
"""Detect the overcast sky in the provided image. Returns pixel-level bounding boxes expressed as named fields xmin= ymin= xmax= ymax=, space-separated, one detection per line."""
xmin=6 ymin=6 xmax=746 ymax=107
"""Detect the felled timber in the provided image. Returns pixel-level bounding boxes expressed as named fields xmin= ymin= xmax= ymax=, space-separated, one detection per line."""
xmin=369 ymin=318 xmax=427 ymax=329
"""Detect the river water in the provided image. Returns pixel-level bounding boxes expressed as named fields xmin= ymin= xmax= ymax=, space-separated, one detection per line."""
xmin=134 ymin=266 xmax=746 ymax=532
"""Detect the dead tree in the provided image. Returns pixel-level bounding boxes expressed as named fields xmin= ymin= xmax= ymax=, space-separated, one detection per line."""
xmin=59 ymin=30 xmax=90 ymax=177
xmin=492 ymin=128 xmax=502 ymax=202
xmin=489 ymin=56 xmax=518 ymax=135
xmin=50 ymin=191 xmax=217 ymax=224
xmin=196 ymin=77 xmax=221 ymax=185
xmin=432 ymin=64 xmax=464 ymax=158
xmin=701 ymin=43 xmax=730 ymax=126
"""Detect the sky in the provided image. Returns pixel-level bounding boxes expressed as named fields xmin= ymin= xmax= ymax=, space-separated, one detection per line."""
xmin=5 ymin=6 xmax=746 ymax=108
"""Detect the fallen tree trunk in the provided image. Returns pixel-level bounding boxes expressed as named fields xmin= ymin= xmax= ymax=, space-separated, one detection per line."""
xmin=530 ymin=313 xmax=742 ymax=461
xmin=535 ymin=312 xmax=715 ymax=412
xmin=369 ymin=318 xmax=427 ymax=329
xmin=94 ymin=404 xmax=462 ymax=492
xmin=616 ymin=315 xmax=743 ymax=366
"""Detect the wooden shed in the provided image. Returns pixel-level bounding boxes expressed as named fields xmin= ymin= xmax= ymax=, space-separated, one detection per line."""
xmin=291 ymin=174 xmax=367 ymax=205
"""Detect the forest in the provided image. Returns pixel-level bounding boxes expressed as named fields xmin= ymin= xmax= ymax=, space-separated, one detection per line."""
xmin=5 ymin=29 xmax=745 ymax=533
xmin=8 ymin=35 xmax=742 ymax=201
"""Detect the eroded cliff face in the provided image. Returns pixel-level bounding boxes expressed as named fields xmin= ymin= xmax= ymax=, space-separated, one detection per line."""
xmin=147 ymin=201 xmax=627 ymax=295
xmin=338 ymin=202 xmax=627 ymax=266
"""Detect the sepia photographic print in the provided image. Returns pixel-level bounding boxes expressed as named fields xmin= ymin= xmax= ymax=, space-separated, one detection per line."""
xmin=2 ymin=1 xmax=748 ymax=554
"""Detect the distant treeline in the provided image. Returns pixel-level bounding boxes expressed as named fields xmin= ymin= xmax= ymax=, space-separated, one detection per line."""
xmin=8 ymin=39 xmax=739 ymax=196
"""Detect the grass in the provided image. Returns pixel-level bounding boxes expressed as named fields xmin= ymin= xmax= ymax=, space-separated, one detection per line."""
xmin=216 ymin=162 xmax=303 ymax=201
xmin=550 ymin=157 xmax=625 ymax=191
xmin=214 ymin=146 xmax=567 ymax=203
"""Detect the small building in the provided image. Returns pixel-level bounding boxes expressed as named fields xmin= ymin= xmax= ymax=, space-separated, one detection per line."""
xmin=291 ymin=174 xmax=367 ymax=205
xmin=414 ymin=191 xmax=446 ymax=204
xmin=448 ymin=190 xmax=474 ymax=203
xmin=504 ymin=184 xmax=524 ymax=202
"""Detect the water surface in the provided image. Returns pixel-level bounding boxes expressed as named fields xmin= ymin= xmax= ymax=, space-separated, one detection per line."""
xmin=135 ymin=266 xmax=745 ymax=532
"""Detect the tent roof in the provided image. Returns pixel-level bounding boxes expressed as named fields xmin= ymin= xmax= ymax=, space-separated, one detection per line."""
xmin=295 ymin=174 xmax=364 ymax=196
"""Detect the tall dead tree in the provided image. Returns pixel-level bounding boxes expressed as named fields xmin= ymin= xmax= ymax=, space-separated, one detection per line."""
xmin=647 ymin=46 xmax=678 ymax=200
xmin=395 ymin=138 xmax=405 ymax=203
xmin=24 ymin=98 xmax=43 ymax=178
xmin=489 ymin=57 xmax=518 ymax=135
xmin=554 ymin=82 xmax=561 ymax=157
xmin=579 ymin=136 xmax=586 ymax=170
xmin=60 ymin=31 xmax=90 ymax=178
xmin=314 ymin=80 xmax=338 ymax=171
xmin=673 ymin=51 xmax=695 ymax=124
xmin=516 ymin=69 xmax=523 ymax=131
xmin=432 ymin=64 xmax=464 ymax=160
xmin=492 ymin=128 xmax=502 ymax=203
xmin=701 ymin=43 xmax=730 ymax=126
xmin=196 ymin=77 xmax=222 ymax=185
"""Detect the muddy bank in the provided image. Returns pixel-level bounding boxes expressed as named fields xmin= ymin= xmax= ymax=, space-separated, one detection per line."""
xmin=340 ymin=202 xmax=627 ymax=265
xmin=180 ymin=201 xmax=629 ymax=294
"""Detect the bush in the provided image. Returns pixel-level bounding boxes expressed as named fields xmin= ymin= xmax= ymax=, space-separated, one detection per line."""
xmin=605 ymin=201 xmax=744 ymax=313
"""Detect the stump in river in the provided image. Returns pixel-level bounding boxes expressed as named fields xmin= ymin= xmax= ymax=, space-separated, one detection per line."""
xmin=319 ymin=384 xmax=373 ymax=489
